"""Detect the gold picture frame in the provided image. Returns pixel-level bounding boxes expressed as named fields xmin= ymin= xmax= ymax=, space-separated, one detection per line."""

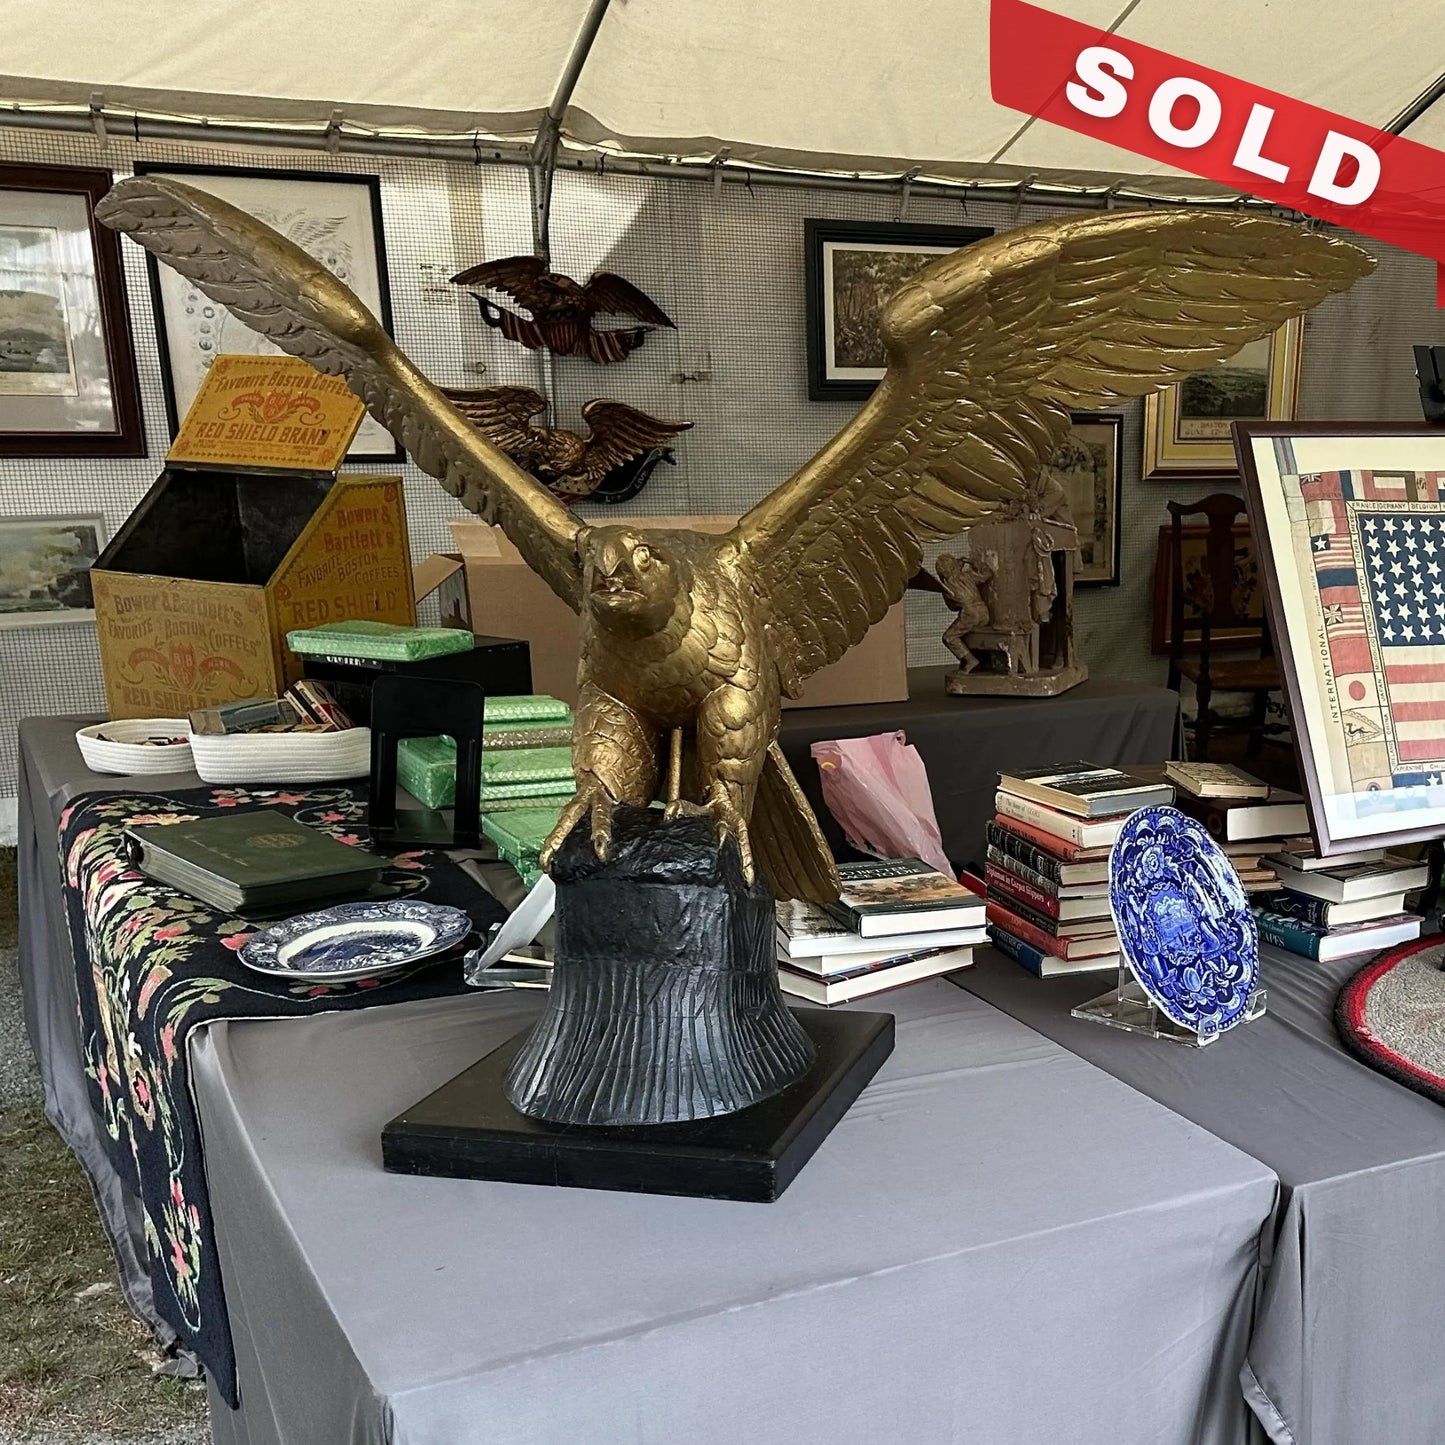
xmin=1143 ymin=318 xmax=1302 ymax=479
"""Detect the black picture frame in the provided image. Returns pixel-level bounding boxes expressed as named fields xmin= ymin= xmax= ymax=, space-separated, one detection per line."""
xmin=1055 ymin=411 xmax=1124 ymax=587
xmin=133 ymin=162 xmax=402 ymax=462
xmin=804 ymin=218 xmax=992 ymax=402
xmin=0 ymin=162 xmax=144 ymax=458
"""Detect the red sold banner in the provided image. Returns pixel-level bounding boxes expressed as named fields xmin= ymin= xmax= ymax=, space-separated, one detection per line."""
xmin=990 ymin=0 xmax=1445 ymax=302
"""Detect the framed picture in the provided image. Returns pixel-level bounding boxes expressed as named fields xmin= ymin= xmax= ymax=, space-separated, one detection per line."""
xmin=1143 ymin=318 xmax=1302 ymax=479
xmin=0 ymin=514 xmax=106 ymax=626
xmin=1150 ymin=521 xmax=1264 ymax=655
xmin=1048 ymin=412 xmax=1122 ymax=586
xmin=1236 ymin=420 xmax=1445 ymax=855
xmin=0 ymin=164 xmax=143 ymax=458
xmin=133 ymin=164 xmax=401 ymax=461
xmin=804 ymin=219 xmax=992 ymax=400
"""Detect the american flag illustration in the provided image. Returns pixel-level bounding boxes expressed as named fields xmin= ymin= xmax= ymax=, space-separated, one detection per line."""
xmin=1300 ymin=470 xmax=1445 ymax=787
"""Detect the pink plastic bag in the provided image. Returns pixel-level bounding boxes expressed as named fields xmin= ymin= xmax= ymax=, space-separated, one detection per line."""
xmin=810 ymin=731 xmax=952 ymax=878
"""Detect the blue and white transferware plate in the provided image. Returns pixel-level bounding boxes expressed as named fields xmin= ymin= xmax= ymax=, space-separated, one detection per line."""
xmin=1109 ymin=806 xmax=1259 ymax=1038
xmin=238 ymin=901 xmax=472 ymax=982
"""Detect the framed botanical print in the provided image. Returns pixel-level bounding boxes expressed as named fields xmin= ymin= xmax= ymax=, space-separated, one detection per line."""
xmin=804 ymin=219 xmax=992 ymax=400
xmin=1236 ymin=420 xmax=1445 ymax=855
xmin=134 ymin=163 xmax=401 ymax=461
xmin=1144 ymin=318 xmax=1302 ymax=479
xmin=0 ymin=164 xmax=143 ymax=457
xmin=1047 ymin=412 xmax=1122 ymax=586
xmin=0 ymin=514 xmax=106 ymax=626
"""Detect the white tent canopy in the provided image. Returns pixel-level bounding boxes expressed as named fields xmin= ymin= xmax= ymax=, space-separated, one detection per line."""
xmin=3 ymin=0 xmax=1443 ymax=191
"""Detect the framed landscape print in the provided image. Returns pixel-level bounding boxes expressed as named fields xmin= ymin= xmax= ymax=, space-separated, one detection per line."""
xmin=134 ymin=163 xmax=401 ymax=461
xmin=804 ymin=219 xmax=991 ymax=400
xmin=0 ymin=514 xmax=106 ymax=626
xmin=1236 ymin=420 xmax=1445 ymax=854
xmin=1144 ymin=318 xmax=1302 ymax=479
xmin=1149 ymin=521 xmax=1264 ymax=655
xmin=1047 ymin=412 xmax=1122 ymax=585
xmin=0 ymin=165 xmax=143 ymax=458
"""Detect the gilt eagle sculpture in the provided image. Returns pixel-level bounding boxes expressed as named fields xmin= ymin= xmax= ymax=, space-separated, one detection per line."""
xmin=440 ymin=384 xmax=692 ymax=501
xmin=96 ymin=178 xmax=1372 ymax=902
xmin=451 ymin=255 xmax=675 ymax=364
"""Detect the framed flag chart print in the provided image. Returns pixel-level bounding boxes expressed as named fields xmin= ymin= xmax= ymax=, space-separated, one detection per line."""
xmin=1236 ymin=421 xmax=1445 ymax=856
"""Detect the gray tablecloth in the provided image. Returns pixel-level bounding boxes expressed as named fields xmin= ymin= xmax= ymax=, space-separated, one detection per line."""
xmin=778 ymin=668 xmax=1181 ymax=868
xmin=957 ymin=947 xmax=1445 ymax=1445
xmin=194 ymin=980 xmax=1276 ymax=1445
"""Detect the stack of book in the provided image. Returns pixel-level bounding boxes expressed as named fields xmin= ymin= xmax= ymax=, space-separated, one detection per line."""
xmin=1253 ymin=845 xmax=1427 ymax=960
xmin=983 ymin=762 xmax=1172 ymax=977
xmin=1163 ymin=761 xmax=1299 ymax=893
xmin=397 ymin=695 xmax=574 ymax=812
xmin=775 ymin=858 xmax=986 ymax=1006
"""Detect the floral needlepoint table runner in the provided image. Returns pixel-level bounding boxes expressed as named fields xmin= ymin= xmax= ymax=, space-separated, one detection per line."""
xmin=59 ymin=784 xmax=506 ymax=1407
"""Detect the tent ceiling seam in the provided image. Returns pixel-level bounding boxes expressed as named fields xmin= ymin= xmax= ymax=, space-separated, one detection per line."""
xmin=987 ymin=0 xmax=1150 ymax=166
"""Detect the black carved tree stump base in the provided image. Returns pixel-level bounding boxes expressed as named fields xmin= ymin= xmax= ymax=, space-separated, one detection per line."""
xmin=381 ymin=806 xmax=895 ymax=1201
xmin=506 ymin=807 xmax=816 ymax=1126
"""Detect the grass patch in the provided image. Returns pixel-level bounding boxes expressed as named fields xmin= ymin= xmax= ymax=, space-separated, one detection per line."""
xmin=0 ymin=1103 xmax=207 ymax=1439
xmin=0 ymin=846 xmax=16 ymax=953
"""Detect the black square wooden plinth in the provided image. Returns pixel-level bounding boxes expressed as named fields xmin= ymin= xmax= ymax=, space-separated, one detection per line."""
xmin=381 ymin=1008 xmax=894 ymax=1203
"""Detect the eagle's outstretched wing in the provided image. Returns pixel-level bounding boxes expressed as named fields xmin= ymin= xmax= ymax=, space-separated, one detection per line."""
xmin=732 ymin=210 xmax=1373 ymax=692
xmin=576 ymin=400 xmax=692 ymax=488
xmin=96 ymin=177 xmax=584 ymax=608
xmin=580 ymin=273 xmax=676 ymax=329
xmin=440 ymin=385 xmax=550 ymax=454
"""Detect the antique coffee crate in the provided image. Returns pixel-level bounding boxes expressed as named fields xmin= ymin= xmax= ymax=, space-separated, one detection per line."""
xmin=91 ymin=356 xmax=415 ymax=719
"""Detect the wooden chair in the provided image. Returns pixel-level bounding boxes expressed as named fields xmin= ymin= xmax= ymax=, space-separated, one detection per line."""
xmin=1164 ymin=494 xmax=1281 ymax=759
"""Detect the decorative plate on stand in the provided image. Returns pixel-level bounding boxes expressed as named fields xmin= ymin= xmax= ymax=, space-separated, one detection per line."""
xmin=1109 ymin=806 xmax=1260 ymax=1038
xmin=239 ymin=900 xmax=473 ymax=982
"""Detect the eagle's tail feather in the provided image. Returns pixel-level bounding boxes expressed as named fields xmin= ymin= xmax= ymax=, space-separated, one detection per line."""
xmin=753 ymin=743 xmax=841 ymax=904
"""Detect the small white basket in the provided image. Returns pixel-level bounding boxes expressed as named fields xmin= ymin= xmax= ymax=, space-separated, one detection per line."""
xmin=189 ymin=727 xmax=372 ymax=784
xmin=76 ymin=719 xmax=194 ymax=776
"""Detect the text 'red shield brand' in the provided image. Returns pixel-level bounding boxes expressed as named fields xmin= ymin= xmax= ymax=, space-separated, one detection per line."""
xmin=990 ymin=0 xmax=1445 ymax=302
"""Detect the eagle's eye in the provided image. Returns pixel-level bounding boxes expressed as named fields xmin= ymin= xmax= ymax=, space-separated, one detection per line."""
xmin=633 ymin=545 xmax=652 ymax=570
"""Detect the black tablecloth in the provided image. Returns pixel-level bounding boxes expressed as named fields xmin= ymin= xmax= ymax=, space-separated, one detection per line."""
xmin=778 ymin=667 xmax=1181 ymax=867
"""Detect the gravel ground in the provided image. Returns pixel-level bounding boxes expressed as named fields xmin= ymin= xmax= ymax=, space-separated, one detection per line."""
xmin=0 ymin=848 xmax=211 ymax=1445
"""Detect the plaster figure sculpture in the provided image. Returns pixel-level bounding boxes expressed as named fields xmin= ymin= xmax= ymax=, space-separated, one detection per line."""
xmin=96 ymin=178 xmax=1371 ymax=1122
xmin=938 ymin=467 xmax=1089 ymax=696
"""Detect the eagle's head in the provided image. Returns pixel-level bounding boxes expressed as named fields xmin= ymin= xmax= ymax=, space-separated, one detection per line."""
xmin=580 ymin=526 xmax=680 ymax=637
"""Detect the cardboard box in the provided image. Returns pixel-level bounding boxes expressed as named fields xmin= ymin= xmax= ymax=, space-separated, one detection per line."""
xmin=92 ymin=357 xmax=415 ymax=720
xmin=414 ymin=517 xmax=909 ymax=709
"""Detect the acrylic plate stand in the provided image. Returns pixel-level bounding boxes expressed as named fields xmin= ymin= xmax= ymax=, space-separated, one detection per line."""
xmin=1072 ymin=963 xmax=1267 ymax=1047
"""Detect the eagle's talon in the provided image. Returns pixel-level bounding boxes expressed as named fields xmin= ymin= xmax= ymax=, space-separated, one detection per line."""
xmin=539 ymin=777 xmax=618 ymax=872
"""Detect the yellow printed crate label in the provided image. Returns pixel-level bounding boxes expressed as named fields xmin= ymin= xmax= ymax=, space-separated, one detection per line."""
xmin=93 ymin=573 xmax=275 ymax=718
xmin=271 ymin=481 xmax=415 ymax=634
xmin=167 ymin=355 xmax=365 ymax=471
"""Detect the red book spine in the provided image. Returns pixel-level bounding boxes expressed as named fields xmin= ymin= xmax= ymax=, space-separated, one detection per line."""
xmin=985 ymin=899 xmax=1091 ymax=959
xmin=985 ymin=862 xmax=1061 ymax=918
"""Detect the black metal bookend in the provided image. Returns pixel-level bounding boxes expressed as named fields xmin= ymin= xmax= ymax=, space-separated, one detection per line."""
xmin=368 ymin=673 xmax=485 ymax=849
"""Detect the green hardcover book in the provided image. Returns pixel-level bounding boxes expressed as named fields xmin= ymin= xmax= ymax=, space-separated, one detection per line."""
xmin=126 ymin=811 xmax=385 ymax=914
xmin=286 ymin=619 xmax=476 ymax=662
xmin=481 ymin=806 xmax=566 ymax=887
xmin=483 ymin=695 xmax=572 ymax=724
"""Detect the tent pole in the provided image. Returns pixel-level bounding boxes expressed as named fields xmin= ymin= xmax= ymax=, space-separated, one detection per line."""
xmin=0 ymin=106 xmax=1295 ymax=216
xmin=1384 ymin=69 xmax=1445 ymax=137
xmin=531 ymin=0 xmax=614 ymax=265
